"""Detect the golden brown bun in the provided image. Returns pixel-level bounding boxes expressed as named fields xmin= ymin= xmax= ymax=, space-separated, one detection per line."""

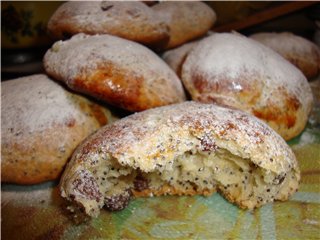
xmin=44 ymin=33 xmax=186 ymax=112
xmin=181 ymin=33 xmax=313 ymax=140
xmin=60 ymin=101 xmax=299 ymax=217
xmin=1 ymin=74 xmax=118 ymax=184
xmin=250 ymin=32 xmax=320 ymax=80
xmin=47 ymin=1 xmax=169 ymax=49
xmin=152 ymin=2 xmax=216 ymax=49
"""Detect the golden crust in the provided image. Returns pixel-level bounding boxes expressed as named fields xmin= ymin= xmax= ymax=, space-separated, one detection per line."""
xmin=47 ymin=1 xmax=170 ymax=48
xmin=250 ymin=32 xmax=320 ymax=79
xmin=1 ymin=74 xmax=117 ymax=184
xmin=153 ymin=1 xmax=216 ymax=49
xmin=44 ymin=34 xmax=186 ymax=112
xmin=181 ymin=33 xmax=313 ymax=140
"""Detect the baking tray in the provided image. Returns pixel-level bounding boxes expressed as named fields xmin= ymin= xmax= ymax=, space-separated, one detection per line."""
xmin=2 ymin=80 xmax=320 ymax=240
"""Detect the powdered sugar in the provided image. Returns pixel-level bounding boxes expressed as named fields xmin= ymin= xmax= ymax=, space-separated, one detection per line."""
xmin=183 ymin=33 xmax=306 ymax=93
xmin=44 ymin=33 xmax=186 ymax=111
xmin=162 ymin=40 xmax=199 ymax=75
xmin=181 ymin=33 xmax=313 ymax=140
xmin=2 ymin=74 xmax=91 ymax=135
xmin=250 ymin=32 xmax=320 ymax=57
xmin=71 ymin=101 xmax=296 ymax=174
xmin=47 ymin=1 xmax=169 ymax=45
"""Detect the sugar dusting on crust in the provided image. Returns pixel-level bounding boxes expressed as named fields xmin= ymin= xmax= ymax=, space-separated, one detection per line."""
xmin=183 ymin=33 xmax=310 ymax=96
xmin=71 ymin=101 xmax=297 ymax=174
xmin=181 ymin=33 xmax=313 ymax=139
xmin=162 ymin=40 xmax=199 ymax=75
xmin=44 ymin=33 xmax=186 ymax=110
xmin=1 ymin=75 xmax=91 ymax=134
xmin=250 ymin=32 xmax=320 ymax=79
xmin=60 ymin=101 xmax=300 ymax=216
xmin=152 ymin=1 xmax=216 ymax=48
xmin=47 ymin=1 xmax=169 ymax=44
xmin=250 ymin=32 xmax=320 ymax=59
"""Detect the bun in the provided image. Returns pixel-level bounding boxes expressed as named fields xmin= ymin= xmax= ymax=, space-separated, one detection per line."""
xmin=250 ymin=32 xmax=320 ymax=79
xmin=1 ymin=74 xmax=117 ymax=184
xmin=60 ymin=101 xmax=299 ymax=217
xmin=152 ymin=2 xmax=216 ymax=49
xmin=47 ymin=1 xmax=169 ymax=49
xmin=181 ymin=33 xmax=313 ymax=140
xmin=44 ymin=33 xmax=186 ymax=112
xmin=162 ymin=40 xmax=199 ymax=77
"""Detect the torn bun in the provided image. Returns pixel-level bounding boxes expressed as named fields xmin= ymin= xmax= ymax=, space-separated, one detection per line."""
xmin=60 ymin=101 xmax=299 ymax=217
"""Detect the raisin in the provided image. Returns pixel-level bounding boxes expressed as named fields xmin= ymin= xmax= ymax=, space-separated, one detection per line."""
xmin=104 ymin=190 xmax=132 ymax=211
xmin=72 ymin=170 xmax=102 ymax=201
xmin=133 ymin=175 xmax=149 ymax=192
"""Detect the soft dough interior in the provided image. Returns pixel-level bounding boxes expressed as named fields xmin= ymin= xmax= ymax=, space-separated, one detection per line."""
xmin=87 ymin=147 xmax=292 ymax=215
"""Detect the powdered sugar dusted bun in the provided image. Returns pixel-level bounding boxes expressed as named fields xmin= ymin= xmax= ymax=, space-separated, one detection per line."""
xmin=250 ymin=32 xmax=320 ymax=79
xmin=47 ymin=1 xmax=169 ymax=49
xmin=44 ymin=33 xmax=186 ymax=112
xmin=162 ymin=40 xmax=199 ymax=77
xmin=1 ymin=74 xmax=118 ymax=185
xmin=60 ymin=101 xmax=299 ymax=217
xmin=152 ymin=1 xmax=216 ymax=49
xmin=181 ymin=33 xmax=313 ymax=140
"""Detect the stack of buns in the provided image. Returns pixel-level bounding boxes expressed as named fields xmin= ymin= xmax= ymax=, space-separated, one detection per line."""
xmin=2 ymin=1 xmax=317 ymax=218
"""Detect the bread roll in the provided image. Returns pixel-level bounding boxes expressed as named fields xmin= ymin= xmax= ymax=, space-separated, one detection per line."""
xmin=44 ymin=33 xmax=186 ymax=112
xmin=152 ymin=2 xmax=216 ymax=49
xmin=250 ymin=32 xmax=320 ymax=79
xmin=181 ymin=33 xmax=313 ymax=140
xmin=162 ymin=40 xmax=199 ymax=77
xmin=1 ymin=74 xmax=117 ymax=184
xmin=47 ymin=1 xmax=169 ymax=49
xmin=60 ymin=101 xmax=299 ymax=217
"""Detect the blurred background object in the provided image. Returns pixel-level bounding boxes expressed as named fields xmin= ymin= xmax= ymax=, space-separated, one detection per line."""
xmin=1 ymin=1 xmax=62 ymax=79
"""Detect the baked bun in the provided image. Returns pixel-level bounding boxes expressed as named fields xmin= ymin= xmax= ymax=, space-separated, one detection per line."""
xmin=181 ymin=33 xmax=313 ymax=140
xmin=162 ymin=40 xmax=199 ymax=77
xmin=1 ymin=74 xmax=117 ymax=185
xmin=250 ymin=32 xmax=320 ymax=79
xmin=44 ymin=33 xmax=186 ymax=112
xmin=47 ymin=1 xmax=169 ymax=49
xmin=60 ymin=101 xmax=299 ymax=217
xmin=152 ymin=2 xmax=216 ymax=49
